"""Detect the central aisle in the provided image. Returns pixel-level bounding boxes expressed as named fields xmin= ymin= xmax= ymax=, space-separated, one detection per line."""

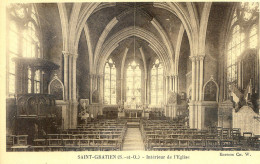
xmin=122 ymin=128 xmax=145 ymax=151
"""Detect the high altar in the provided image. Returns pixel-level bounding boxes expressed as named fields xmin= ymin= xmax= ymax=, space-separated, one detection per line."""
xmin=118 ymin=97 xmax=147 ymax=118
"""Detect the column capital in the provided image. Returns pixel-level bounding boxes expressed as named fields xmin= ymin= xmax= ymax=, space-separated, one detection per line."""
xmin=89 ymin=74 xmax=94 ymax=78
xmin=198 ymin=55 xmax=205 ymax=61
xmin=189 ymin=56 xmax=197 ymax=62
xmin=62 ymin=51 xmax=78 ymax=58
xmin=62 ymin=51 xmax=70 ymax=57
xmin=97 ymin=74 xmax=103 ymax=79
xmin=72 ymin=53 xmax=78 ymax=59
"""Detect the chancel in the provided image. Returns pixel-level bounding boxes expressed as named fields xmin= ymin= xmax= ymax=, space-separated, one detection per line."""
xmin=5 ymin=2 xmax=260 ymax=151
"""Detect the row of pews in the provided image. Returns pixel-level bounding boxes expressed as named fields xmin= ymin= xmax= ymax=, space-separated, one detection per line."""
xmin=140 ymin=120 xmax=260 ymax=151
xmin=7 ymin=119 xmax=127 ymax=151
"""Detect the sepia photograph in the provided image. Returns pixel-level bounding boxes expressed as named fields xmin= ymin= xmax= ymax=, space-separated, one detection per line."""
xmin=1 ymin=0 xmax=260 ymax=163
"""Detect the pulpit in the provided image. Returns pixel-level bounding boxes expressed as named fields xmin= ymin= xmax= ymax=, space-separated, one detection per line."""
xmin=12 ymin=57 xmax=60 ymax=144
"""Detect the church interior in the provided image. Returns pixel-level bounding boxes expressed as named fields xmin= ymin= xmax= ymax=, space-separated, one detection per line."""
xmin=5 ymin=2 xmax=260 ymax=151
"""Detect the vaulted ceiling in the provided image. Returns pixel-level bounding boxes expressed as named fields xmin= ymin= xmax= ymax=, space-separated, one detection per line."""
xmin=37 ymin=2 xmax=232 ymax=76
xmin=86 ymin=2 xmax=183 ymax=68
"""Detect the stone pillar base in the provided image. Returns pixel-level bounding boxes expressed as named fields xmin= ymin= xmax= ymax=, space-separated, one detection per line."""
xmin=189 ymin=101 xmax=218 ymax=130
xmin=188 ymin=102 xmax=195 ymax=129
xmin=56 ymin=100 xmax=70 ymax=130
xmin=257 ymin=99 xmax=260 ymax=114
xmin=70 ymin=101 xmax=79 ymax=129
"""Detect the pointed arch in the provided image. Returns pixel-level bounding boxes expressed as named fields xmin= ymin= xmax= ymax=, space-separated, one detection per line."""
xmin=74 ymin=3 xmax=101 ymax=54
xmin=57 ymin=3 xmax=69 ymax=52
xmin=83 ymin=23 xmax=94 ymax=74
xmin=96 ymin=27 xmax=173 ymax=76
xmin=151 ymin=18 xmax=175 ymax=73
xmin=186 ymin=2 xmax=199 ymax=56
xmin=202 ymin=76 xmax=219 ymax=102
xmin=175 ymin=24 xmax=184 ymax=75
xmin=48 ymin=75 xmax=65 ymax=100
xmin=68 ymin=3 xmax=82 ymax=53
xmin=139 ymin=47 xmax=147 ymax=79
xmin=199 ymin=2 xmax=212 ymax=56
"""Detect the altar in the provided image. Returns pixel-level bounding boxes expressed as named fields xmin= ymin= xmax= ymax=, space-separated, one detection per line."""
xmin=124 ymin=109 xmax=143 ymax=118
xmin=118 ymin=99 xmax=148 ymax=118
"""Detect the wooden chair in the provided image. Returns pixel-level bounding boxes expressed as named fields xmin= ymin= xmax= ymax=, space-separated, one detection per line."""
xmin=6 ymin=135 xmax=16 ymax=151
xmin=16 ymin=135 xmax=28 ymax=145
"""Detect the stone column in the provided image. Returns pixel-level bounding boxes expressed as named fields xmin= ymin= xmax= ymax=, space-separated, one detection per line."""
xmin=172 ymin=75 xmax=175 ymax=92
xmin=96 ymin=75 xmax=100 ymax=91
xmin=121 ymin=78 xmax=123 ymax=103
xmin=164 ymin=76 xmax=168 ymax=104
xmin=171 ymin=76 xmax=174 ymax=91
xmin=174 ymin=75 xmax=178 ymax=94
xmin=195 ymin=55 xmax=199 ymax=128
xmin=190 ymin=56 xmax=196 ymax=101
xmin=165 ymin=75 xmax=168 ymax=103
xmin=196 ymin=57 xmax=200 ymax=101
xmin=68 ymin=55 xmax=73 ymax=100
xmin=199 ymin=56 xmax=204 ymax=101
xmin=62 ymin=51 xmax=69 ymax=100
xmin=89 ymin=74 xmax=93 ymax=104
xmin=166 ymin=76 xmax=169 ymax=93
xmin=145 ymin=77 xmax=147 ymax=105
xmin=189 ymin=56 xmax=197 ymax=128
xmin=147 ymin=76 xmax=150 ymax=104
xmin=164 ymin=76 xmax=167 ymax=116
xmin=72 ymin=54 xmax=78 ymax=101
xmin=197 ymin=102 xmax=205 ymax=130
xmin=100 ymin=74 xmax=104 ymax=104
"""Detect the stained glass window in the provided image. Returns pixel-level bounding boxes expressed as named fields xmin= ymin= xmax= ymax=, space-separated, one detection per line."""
xmin=249 ymin=24 xmax=258 ymax=49
xmin=226 ymin=2 xmax=258 ymax=96
xmin=104 ymin=59 xmax=117 ymax=104
xmin=8 ymin=21 xmax=19 ymax=96
xmin=150 ymin=59 xmax=163 ymax=105
xmin=126 ymin=61 xmax=141 ymax=104
xmin=23 ymin=22 xmax=39 ymax=58
xmin=28 ymin=68 xmax=32 ymax=93
xmin=240 ymin=2 xmax=259 ymax=21
xmin=7 ymin=4 xmax=41 ymax=96
xmin=227 ymin=25 xmax=244 ymax=86
xmin=34 ymin=70 xmax=41 ymax=93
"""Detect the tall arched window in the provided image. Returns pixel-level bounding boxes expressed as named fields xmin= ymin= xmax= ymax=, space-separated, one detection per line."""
xmin=249 ymin=24 xmax=258 ymax=49
xmin=104 ymin=59 xmax=117 ymax=104
xmin=7 ymin=4 xmax=41 ymax=96
xmin=126 ymin=61 xmax=141 ymax=104
xmin=8 ymin=21 xmax=19 ymax=96
xmin=227 ymin=24 xmax=245 ymax=87
xmin=150 ymin=59 xmax=163 ymax=105
xmin=226 ymin=2 xmax=258 ymax=96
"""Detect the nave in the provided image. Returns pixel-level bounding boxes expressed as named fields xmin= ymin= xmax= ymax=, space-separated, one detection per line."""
xmin=7 ymin=118 xmax=260 ymax=151
xmin=5 ymin=2 xmax=260 ymax=152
